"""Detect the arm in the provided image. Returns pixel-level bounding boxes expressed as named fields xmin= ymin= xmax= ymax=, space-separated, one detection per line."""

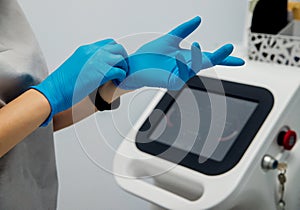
xmin=53 ymin=17 xmax=246 ymax=130
xmin=0 ymin=39 xmax=128 ymax=157
xmin=0 ymin=81 xmax=130 ymax=157
xmin=0 ymin=89 xmax=50 ymax=157
xmin=53 ymin=81 xmax=132 ymax=131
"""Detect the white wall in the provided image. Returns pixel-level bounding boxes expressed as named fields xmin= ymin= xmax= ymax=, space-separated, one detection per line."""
xmin=18 ymin=0 xmax=248 ymax=209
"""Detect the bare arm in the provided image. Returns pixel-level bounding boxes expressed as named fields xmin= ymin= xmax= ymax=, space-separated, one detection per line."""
xmin=53 ymin=81 xmax=132 ymax=131
xmin=0 ymin=81 xmax=131 ymax=157
xmin=0 ymin=89 xmax=51 ymax=157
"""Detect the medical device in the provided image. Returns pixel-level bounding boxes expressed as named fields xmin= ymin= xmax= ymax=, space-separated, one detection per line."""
xmin=113 ymin=61 xmax=300 ymax=210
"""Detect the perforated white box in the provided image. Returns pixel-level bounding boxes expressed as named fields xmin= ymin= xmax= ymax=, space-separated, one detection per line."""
xmin=248 ymin=20 xmax=300 ymax=67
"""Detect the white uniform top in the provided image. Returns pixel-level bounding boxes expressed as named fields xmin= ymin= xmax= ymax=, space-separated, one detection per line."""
xmin=0 ymin=0 xmax=58 ymax=209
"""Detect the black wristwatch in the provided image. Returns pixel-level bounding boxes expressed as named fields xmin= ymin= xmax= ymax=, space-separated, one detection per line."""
xmin=89 ymin=88 xmax=120 ymax=111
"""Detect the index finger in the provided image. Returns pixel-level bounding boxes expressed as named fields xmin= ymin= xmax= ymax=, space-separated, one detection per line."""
xmin=168 ymin=16 xmax=201 ymax=40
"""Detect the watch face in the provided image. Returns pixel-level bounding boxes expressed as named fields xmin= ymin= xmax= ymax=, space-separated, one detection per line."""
xmin=136 ymin=76 xmax=274 ymax=175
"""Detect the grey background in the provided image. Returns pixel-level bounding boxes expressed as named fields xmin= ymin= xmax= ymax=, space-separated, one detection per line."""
xmin=18 ymin=0 xmax=248 ymax=209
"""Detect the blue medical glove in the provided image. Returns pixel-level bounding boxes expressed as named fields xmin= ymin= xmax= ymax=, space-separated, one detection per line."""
xmin=116 ymin=16 xmax=245 ymax=90
xmin=31 ymin=39 xmax=128 ymax=126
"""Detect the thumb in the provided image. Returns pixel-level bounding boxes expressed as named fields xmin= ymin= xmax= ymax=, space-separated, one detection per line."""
xmin=105 ymin=67 xmax=127 ymax=84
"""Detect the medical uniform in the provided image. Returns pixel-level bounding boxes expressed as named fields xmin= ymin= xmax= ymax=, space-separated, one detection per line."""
xmin=0 ymin=0 xmax=58 ymax=209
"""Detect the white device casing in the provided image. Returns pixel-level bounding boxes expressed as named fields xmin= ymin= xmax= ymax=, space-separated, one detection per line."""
xmin=113 ymin=60 xmax=300 ymax=210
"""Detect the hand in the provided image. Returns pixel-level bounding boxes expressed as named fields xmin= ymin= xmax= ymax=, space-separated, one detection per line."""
xmin=115 ymin=16 xmax=244 ymax=90
xmin=31 ymin=39 xmax=128 ymax=126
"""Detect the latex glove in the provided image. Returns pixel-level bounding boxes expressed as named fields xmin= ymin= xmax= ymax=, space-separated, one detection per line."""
xmin=31 ymin=39 xmax=128 ymax=126
xmin=116 ymin=16 xmax=244 ymax=90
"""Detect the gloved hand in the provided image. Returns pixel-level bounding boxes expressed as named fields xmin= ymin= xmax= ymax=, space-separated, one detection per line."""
xmin=115 ymin=16 xmax=245 ymax=90
xmin=31 ymin=39 xmax=128 ymax=126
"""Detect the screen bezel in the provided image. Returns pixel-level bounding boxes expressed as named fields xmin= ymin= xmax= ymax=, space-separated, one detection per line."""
xmin=136 ymin=76 xmax=274 ymax=175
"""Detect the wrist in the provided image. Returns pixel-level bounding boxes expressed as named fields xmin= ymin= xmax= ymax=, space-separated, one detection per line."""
xmin=99 ymin=81 xmax=133 ymax=103
xmin=26 ymin=89 xmax=52 ymax=124
xmin=29 ymin=83 xmax=57 ymax=126
xmin=88 ymin=81 xmax=133 ymax=112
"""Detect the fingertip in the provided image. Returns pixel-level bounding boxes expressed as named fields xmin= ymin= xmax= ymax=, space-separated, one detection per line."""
xmin=118 ymin=70 xmax=127 ymax=81
xmin=219 ymin=56 xmax=246 ymax=66
xmin=189 ymin=16 xmax=201 ymax=29
xmin=111 ymin=67 xmax=127 ymax=81
xmin=192 ymin=16 xmax=201 ymax=24
xmin=168 ymin=16 xmax=202 ymax=40
xmin=212 ymin=43 xmax=234 ymax=62
xmin=236 ymin=58 xmax=246 ymax=66
xmin=223 ymin=43 xmax=234 ymax=54
xmin=192 ymin=42 xmax=201 ymax=50
xmin=121 ymin=72 xmax=127 ymax=80
xmin=239 ymin=58 xmax=246 ymax=66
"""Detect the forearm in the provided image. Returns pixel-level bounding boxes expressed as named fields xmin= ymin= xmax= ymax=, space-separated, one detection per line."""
xmin=53 ymin=81 xmax=132 ymax=131
xmin=53 ymin=96 xmax=96 ymax=131
xmin=0 ymin=89 xmax=51 ymax=157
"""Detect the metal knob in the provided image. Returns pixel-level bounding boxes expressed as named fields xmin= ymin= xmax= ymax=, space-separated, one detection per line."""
xmin=261 ymin=155 xmax=278 ymax=170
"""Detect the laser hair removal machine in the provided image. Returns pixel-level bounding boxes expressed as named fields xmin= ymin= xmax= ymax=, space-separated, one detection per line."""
xmin=113 ymin=61 xmax=300 ymax=210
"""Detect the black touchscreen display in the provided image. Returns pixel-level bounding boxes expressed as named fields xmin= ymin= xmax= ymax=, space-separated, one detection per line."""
xmin=136 ymin=76 xmax=274 ymax=175
xmin=149 ymin=88 xmax=258 ymax=161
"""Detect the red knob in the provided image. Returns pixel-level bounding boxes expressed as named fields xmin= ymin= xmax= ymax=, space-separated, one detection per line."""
xmin=282 ymin=130 xmax=297 ymax=150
